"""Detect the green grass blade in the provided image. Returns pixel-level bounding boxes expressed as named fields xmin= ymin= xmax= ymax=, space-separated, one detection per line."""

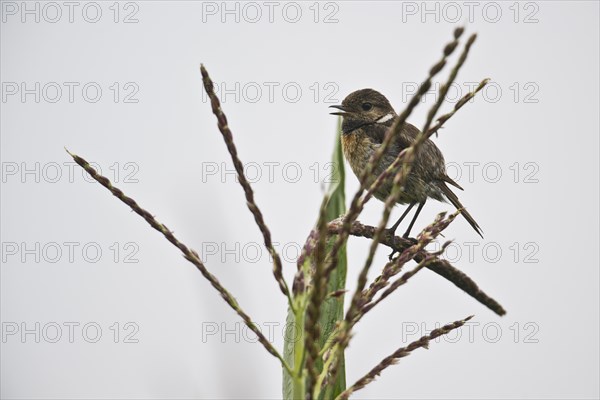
xmin=282 ymin=120 xmax=347 ymax=399
xmin=317 ymin=119 xmax=347 ymax=398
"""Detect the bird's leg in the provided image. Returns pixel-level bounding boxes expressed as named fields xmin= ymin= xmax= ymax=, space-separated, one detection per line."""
xmin=388 ymin=202 xmax=415 ymax=236
xmin=403 ymin=200 xmax=426 ymax=239
xmin=388 ymin=201 xmax=426 ymax=260
xmin=387 ymin=202 xmax=415 ymax=260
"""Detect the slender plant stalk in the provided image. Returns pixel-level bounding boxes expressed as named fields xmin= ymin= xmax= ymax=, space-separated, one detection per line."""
xmin=426 ymin=78 xmax=489 ymax=139
xmin=361 ymin=212 xmax=459 ymax=316
xmin=304 ymin=196 xmax=331 ymax=395
xmin=327 ymin=218 xmax=506 ymax=316
xmin=336 ymin=316 xmax=474 ymax=400
xmin=421 ymin=34 xmax=477 ymax=140
xmin=65 ymin=148 xmax=293 ymax=376
xmin=363 ymin=252 xmax=440 ymax=314
xmin=362 ymin=211 xmax=459 ymax=308
xmin=200 ymin=64 xmax=293 ymax=309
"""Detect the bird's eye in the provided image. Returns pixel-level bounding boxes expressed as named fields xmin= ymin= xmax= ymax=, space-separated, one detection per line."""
xmin=361 ymin=102 xmax=373 ymax=111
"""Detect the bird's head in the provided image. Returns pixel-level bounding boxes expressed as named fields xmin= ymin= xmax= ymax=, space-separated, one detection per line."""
xmin=329 ymin=89 xmax=396 ymax=134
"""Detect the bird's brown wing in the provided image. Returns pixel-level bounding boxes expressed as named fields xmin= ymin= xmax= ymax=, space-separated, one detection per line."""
xmin=365 ymin=122 xmax=456 ymax=185
xmin=363 ymin=121 xmax=418 ymax=148
xmin=396 ymin=123 xmax=450 ymax=181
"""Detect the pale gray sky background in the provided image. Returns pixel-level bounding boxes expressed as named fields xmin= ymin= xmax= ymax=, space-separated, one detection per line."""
xmin=1 ymin=1 xmax=599 ymax=399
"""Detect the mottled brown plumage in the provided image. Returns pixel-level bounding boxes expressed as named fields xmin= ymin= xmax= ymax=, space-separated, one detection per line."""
xmin=330 ymin=88 xmax=483 ymax=239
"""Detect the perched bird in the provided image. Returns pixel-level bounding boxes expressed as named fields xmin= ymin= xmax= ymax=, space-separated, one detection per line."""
xmin=329 ymin=88 xmax=483 ymax=244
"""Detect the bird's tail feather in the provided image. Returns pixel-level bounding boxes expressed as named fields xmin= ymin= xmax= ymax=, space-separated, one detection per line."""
xmin=442 ymin=174 xmax=464 ymax=191
xmin=439 ymin=182 xmax=483 ymax=238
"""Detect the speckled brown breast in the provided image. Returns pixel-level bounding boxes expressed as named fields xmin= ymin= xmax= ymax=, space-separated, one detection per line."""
xmin=341 ymin=131 xmax=376 ymax=178
xmin=342 ymin=131 xmax=398 ymax=202
xmin=341 ymin=130 xmax=441 ymax=205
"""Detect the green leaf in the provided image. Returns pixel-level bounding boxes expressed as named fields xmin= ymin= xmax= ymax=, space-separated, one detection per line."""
xmin=317 ymin=119 xmax=347 ymax=399
xmin=283 ymin=120 xmax=347 ymax=399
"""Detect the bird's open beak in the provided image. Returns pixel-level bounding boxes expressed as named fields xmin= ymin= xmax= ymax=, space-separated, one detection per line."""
xmin=329 ymin=104 xmax=350 ymax=116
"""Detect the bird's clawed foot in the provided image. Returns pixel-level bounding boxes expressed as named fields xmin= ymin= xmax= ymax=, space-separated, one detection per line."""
xmin=386 ymin=230 xmax=418 ymax=261
xmin=385 ymin=227 xmax=399 ymax=260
